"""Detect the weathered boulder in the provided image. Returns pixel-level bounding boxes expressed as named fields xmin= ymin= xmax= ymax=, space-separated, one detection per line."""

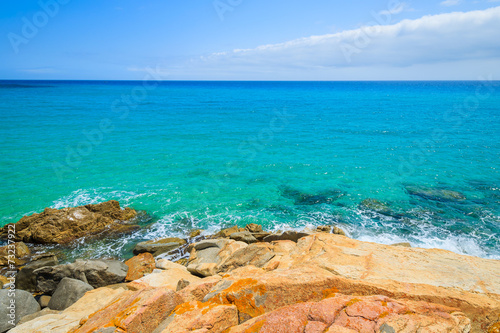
xmin=17 ymin=308 xmax=60 ymax=326
xmin=127 ymin=266 xmax=200 ymax=291
xmin=133 ymin=237 xmax=187 ymax=257
xmin=16 ymin=254 xmax=58 ymax=292
xmin=229 ymin=231 xmax=258 ymax=244
xmin=262 ymin=230 xmax=310 ymax=242
xmin=176 ymin=275 xmax=222 ymax=303
xmin=244 ymin=223 xmax=262 ymax=233
xmin=332 ymin=226 xmax=346 ymax=236
xmin=0 ymin=289 xmax=40 ymax=333
xmin=0 ymin=242 xmax=30 ymax=267
xmin=124 ymin=252 xmax=155 ymax=281
xmin=315 ymin=225 xmax=331 ymax=233
xmin=48 ymin=277 xmax=94 ymax=310
xmin=217 ymin=243 xmax=275 ymax=273
xmin=0 ymin=200 xmax=138 ymax=244
xmin=34 ymin=259 xmax=128 ymax=294
xmin=72 ymin=288 xmax=183 ymax=333
xmin=8 ymin=285 xmax=128 ymax=333
xmin=226 ymin=295 xmax=471 ymax=333
xmin=156 ymin=301 xmax=239 ymax=333
xmin=214 ymin=226 xmax=241 ymax=238
xmin=187 ymin=239 xmax=247 ymax=277
xmin=405 ymin=185 xmax=466 ymax=202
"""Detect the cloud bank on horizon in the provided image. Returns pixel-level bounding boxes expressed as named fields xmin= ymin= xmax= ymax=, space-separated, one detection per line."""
xmin=164 ymin=6 xmax=500 ymax=80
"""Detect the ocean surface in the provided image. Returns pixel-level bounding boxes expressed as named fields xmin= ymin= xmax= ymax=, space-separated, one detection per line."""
xmin=1 ymin=80 xmax=499 ymax=260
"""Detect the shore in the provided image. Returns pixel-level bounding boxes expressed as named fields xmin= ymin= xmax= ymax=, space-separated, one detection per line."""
xmin=1 ymin=200 xmax=499 ymax=333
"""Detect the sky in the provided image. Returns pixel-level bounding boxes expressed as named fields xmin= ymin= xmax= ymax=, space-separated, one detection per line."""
xmin=1 ymin=0 xmax=500 ymax=80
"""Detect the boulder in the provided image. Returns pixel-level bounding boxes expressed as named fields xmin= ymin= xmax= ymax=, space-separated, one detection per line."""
xmin=214 ymin=226 xmax=241 ymax=238
xmin=71 ymin=288 xmax=183 ymax=333
xmin=332 ymin=226 xmax=346 ymax=236
xmin=229 ymin=231 xmax=258 ymax=244
xmin=133 ymin=237 xmax=187 ymax=257
xmin=38 ymin=295 xmax=51 ymax=308
xmin=124 ymin=252 xmax=155 ymax=281
xmin=0 ymin=242 xmax=30 ymax=267
xmin=128 ymin=259 xmax=199 ymax=291
xmin=262 ymin=230 xmax=310 ymax=243
xmin=156 ymin=301 xmax=238 ymax=333
xmin=244 ymin=223 xmax=263 ymax=233
xmin=189 ymin=229 xmax=202 ymax=238
xmin=0 ymin=200 xmax=138 ymax=244
xmin=315 ymin=225 xmax=331 ymax=233
xmin=48 ymin=277 xmax=94 ymax=310
xmin=216 ymin=243 xmax=275 ymax=273
xmin=226 ymin=295 xmax=471 ymax=333
xmin=16 ymin=254 xmax=58 ymax=292
xmin=187 ymin=239 xmax=247 ymax=277
xmin=8 ymin=285 xmax=128 ymax=333
xmin=0 ymin=289 xmax=40 ymax=332
xmin=34 ymin=259 xmax=128 ymax=294
xmin=176 ymin=275 xmax=222 ymax=303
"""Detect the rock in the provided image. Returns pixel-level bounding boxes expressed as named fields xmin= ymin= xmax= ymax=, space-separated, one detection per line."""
xmin=72 ymin=288 xmax=183 ymax=333
xmin=406 ymin=185 xmax=466 ymax=202
xmin=0 ymin=289 xmax=40 ymax=332
xmin=262 ymin=230 xmax=310 ymax=243
xmin=217 ymin=243 xmax=275 ymax=273
xmin=245 ymin=223 xmax=263 ymax=233
xmin=391 ymin=242 xmax=412 ymax=248
xmin=229 ymin=231 xmax=258 ymax=244
xmin=16 ymin=254 xmax=58 ymax=292
xmin=48 ymin=277 xmax=94 ymax=310
xmin=0 ymin=242 xmax=30 ymax=267
xmin=8 ymin=285 xmax=128 ymax=333
xmin=0 ymin=200 xmax=138 ymax=244
xmin=359 ymin=198 xmax=393 ymax=215
xmin=189 ymin=229 xmax=202 ymax=238
xmin=226 ymin=295 xmax=471 ymax=333
xmin=176 ymin=279 xmax=191 ymax=291
xmin=133 ymin=237 xmax=187 ymax=257
xmin=214 ymin=225 xmax=241 ymax=238
xmin=128 ymin=259 xmax=199 ymax=291
xmin=251 ymin=231 xmax=272 ymax=241
xmin=156 ymin=301 xmax=238 ymax=333
xmin=17 ymin=308 xmax=60 ymax=326
xmin=34 ymin=259 xmax=128 ymax=294
xmin=187 ymin=239 xmax=247 ymax=277
xmin=316 ymin=225 xmax=331 ymax=233
xmin=279 ymin=185 xmax=344 ymax=205
xmin=38 ymin=295 xmax=51 ymax=308
xmin=124 ymin=252 xmax=155 ymax=281
xmin=176 ymin=275 xmax=222 ymax=303
xmin=0 ymin=276 xmax=8 ymax=289
xmin=332 ymin=226 xmax=346 ymax=236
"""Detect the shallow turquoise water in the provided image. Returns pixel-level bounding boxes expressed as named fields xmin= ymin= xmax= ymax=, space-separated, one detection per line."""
xmin=1 ymin=80 xmax=499 ymax=259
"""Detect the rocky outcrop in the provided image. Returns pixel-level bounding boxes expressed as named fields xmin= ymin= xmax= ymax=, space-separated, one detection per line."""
xmin=0 ymin=289 xmax=40 ymax=333
xmin=132 ymin=237 xmax=187 ymax=257
xmin=124 ymin=252 xmax=155 ymax=281
xmin=0 ymin=200 xmax=138 ymax=244
xmin=0 ymin=242 xmax=30 ymax=267
xmin=47 ymin=278 xmax=94 ymax=310
xmin=34 ymin=259 xmax=128 ymax=294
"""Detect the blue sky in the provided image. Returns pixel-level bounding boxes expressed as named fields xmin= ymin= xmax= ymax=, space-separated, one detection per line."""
xmin=1 ymin=0 xmax=500 ymax=80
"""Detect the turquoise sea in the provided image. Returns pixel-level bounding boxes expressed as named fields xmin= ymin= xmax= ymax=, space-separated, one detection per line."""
xmin=1 ymin=80 xmax=499 ymax=260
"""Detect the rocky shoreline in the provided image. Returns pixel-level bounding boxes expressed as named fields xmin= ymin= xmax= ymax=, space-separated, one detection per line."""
xmin=0 ymin=200 xmax=499 ymax=332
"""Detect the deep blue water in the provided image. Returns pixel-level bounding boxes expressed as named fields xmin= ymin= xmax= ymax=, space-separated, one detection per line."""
xmin=1 ymin=80 xmax=499 ymax=259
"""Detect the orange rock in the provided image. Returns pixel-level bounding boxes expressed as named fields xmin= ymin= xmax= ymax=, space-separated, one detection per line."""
xmin=176 ymin=275 xmax=222 ymax=303
xmin=124 ymin=252 xmax=155 ymax=281
xmin=158 ymin=301 xmax=238 ymax=333
xmin=71 ymin=287 xmax=182 ymax=333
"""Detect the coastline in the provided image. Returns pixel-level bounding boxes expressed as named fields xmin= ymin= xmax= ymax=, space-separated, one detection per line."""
xmin=1 ymin=200 xmax=499 ymax=332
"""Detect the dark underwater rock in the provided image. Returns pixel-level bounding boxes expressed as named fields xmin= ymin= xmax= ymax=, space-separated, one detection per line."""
xmin=405 ymin=186 xmax=466 ymax=202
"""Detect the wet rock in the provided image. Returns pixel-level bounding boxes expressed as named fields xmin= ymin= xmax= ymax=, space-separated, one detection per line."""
xmin=189 ymin=229 xmax=202 ymax=238
xmin=262 ymin=230 xmax=310 ymax=243
xmin=0 ymin=200 xmax=138 ymax=244
xmin=48 ymin=277 xmax=94 ymax=310
xmin=133 ymin=237 xmax=187 ymax=257
xmin=229 ymin=231 xmax=258 ymax=244
xmin=406 ymin=185 xmax=466 ymax=202
xmin=34 ymin=259 xmax=128 ymax=294
xmin=16 ymin=254 xmax=58 ymax=292
xmin=0 ymin=242 xmax=30 ymax=267
xmin=391 ymin=242 xmax=412 ymax=248
xmin=359 ymin=198 xmax=393 ymax=215
xmin=316 ymin=225 xmax=331 ymax=233
xmin=332 ymin=226 xmax=347 ymax=236
xmin=0 ymin=289 xmax=40 ymax=332
xmin=124 ymin=252 xmax=155 ymax=281
xmin=215 ymin=225 xmax=241 ymax=238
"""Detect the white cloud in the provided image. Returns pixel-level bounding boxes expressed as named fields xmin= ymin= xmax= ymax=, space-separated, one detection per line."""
xmin=441 ymin=0 xmax=463 ymax=6
xmin=169 ymin=6 xmax=500 ymax=79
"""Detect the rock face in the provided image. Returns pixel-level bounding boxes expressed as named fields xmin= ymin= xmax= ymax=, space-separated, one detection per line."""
xmin=124 ymin=252 xmax=155 ymax=281
xmin=48 ymin=277 xmax=94 ymax=310
xmin=34 ymin=259 xmax=128 ymax=294
xmin=16 ymin=254 xmax=58 ymax=292
xmin=133 ymin=237 xmax=187 ymax=257
xmin=0 ymin=289 xmax=40 ymax=333
xmin=0 ymin=200 xmax=138 ymax=244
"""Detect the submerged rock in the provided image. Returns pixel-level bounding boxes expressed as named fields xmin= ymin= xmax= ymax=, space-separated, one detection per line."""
xmin=279 ymin=185 xmax=344 ymax=206
xmin=359 ymin=198 xmax=393 ymax=215
xmin=405 ymin=185 xmax=466 ymax=202
xmin=0 ymin=200 xmax=139 ymax=245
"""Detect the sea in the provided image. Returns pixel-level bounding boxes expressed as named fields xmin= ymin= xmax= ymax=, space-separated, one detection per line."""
xmin=1 ymin=80 xmax=499 ymax=260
